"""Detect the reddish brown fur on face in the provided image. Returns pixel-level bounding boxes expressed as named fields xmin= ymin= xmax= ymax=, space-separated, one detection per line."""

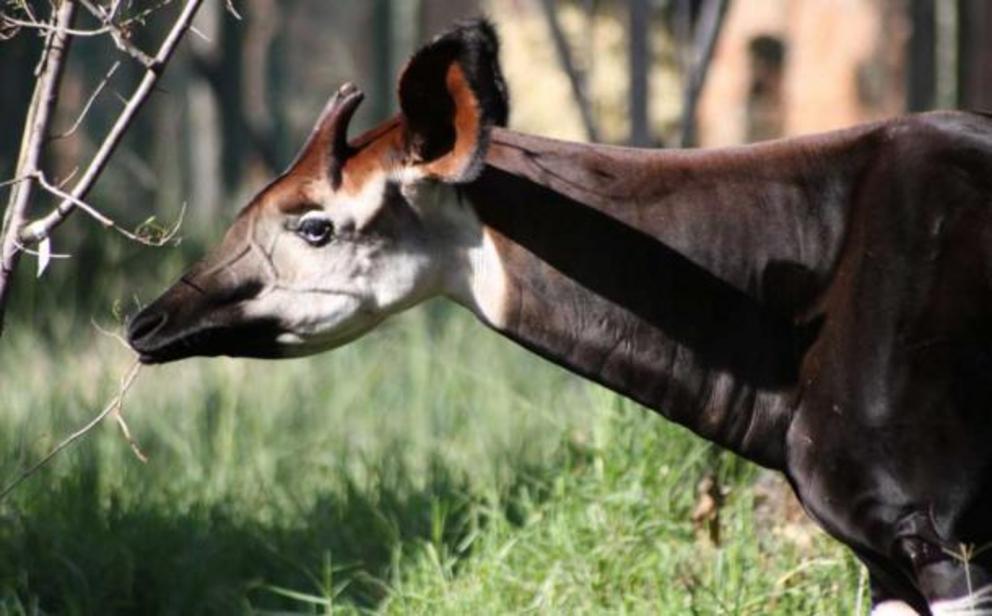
xmin=241 ymin=121 xmax=405 ymax=219
xmin=247 ymin=173 xmax=321 ymax=216
xmin=247 ymin=60 xmax=486 ymax=213
xmin=340 ymin=119 xmax=405 ymax=195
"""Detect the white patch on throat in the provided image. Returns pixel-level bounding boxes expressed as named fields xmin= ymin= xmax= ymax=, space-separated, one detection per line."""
xmin=872 ymin=600 xmax=921 ymax=615
xmin=462 ymin=226 xmax=509 ymax=328
xmin=420 ymin=184 xmax=509 ymax=329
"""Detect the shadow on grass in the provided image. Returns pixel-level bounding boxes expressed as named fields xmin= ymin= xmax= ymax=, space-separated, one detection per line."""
xmin=0 ymin=450 xmax=565 ymax=615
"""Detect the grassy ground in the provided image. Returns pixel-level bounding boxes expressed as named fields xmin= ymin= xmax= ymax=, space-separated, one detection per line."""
xmin=0 ymin=250 xmax=866 ymax=614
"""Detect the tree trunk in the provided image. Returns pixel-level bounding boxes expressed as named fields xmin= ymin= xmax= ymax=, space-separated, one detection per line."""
xmin=958 ymin=0 xmax=992 ymax=110
xmin=907 ymin=0 xmax=936 ymax=111
xmin=628 ymin=0 xmax=650 ymax=146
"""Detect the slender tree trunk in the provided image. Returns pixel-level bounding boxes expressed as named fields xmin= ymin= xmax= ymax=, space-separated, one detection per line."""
xmin=628 ymin=0 xmax=650 ymax=146
xmin=958 ymin=0 xmax=992 ymax=110
xmin=371 ymin=0 xmax=393 ymax=122
xmin=540 ymin=0 xmax=600 ymax=142
xmin=907 ymin=0 xmax=936 ymax=111
xmin=679 ymin=0 xmax=729 ymax=147
xmin=188 ymin=0 xmax=223 ymax=223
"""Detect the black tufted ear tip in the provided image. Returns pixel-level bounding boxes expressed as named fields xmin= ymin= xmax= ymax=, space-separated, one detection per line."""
xmin=397 ymin=17 xmax=510 ymax=182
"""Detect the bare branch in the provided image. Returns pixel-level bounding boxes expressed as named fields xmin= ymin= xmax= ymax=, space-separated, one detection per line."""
xmin=24 ymin=173 xmax=185 ymax=247
xmin=0 ymin=360 xmax=143 ymax=502
xmin=30 ymin=171 xmax=114 ymax=228
xmin=0 ymin=0 xmax=75 ymax=335
xmin=0 ymin=12 xmax=111 ymax=36
xmin=77 ymin=0 xmax=156 ymax=68
xmin=0 ymin=175 xmax=30 ymax=190
xmin=12 ymin=237 xmax=71 ymax=260
xmin=18 ymin=0 xmax=205 ymax=249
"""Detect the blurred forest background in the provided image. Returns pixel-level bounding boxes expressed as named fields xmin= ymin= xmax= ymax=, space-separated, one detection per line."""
xmin=2 ymin=0 xmax=992 ymax=283
xmin=3 ymin=0 xmax=991 ymax=254
xmin=1 ymin=0 xmax=992 ymax=613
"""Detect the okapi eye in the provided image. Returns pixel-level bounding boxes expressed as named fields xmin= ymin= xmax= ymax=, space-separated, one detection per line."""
xmin=296 ymin=212 xmax=334 ymax=246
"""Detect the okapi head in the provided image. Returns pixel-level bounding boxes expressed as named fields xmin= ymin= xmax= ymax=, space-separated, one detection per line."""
xmin=127 ymin=20 xmax=509 ymax=362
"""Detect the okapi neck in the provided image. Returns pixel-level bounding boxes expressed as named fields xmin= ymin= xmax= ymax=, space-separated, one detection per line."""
xmin=457 ymin=128 xmax=876 ymax=468
xmin=463 ymin=172 xmax=806 ymax=468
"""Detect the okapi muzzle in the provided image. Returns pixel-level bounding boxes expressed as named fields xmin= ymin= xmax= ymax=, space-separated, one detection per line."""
xmin=127 ymin=213 xmax=283 ymax=362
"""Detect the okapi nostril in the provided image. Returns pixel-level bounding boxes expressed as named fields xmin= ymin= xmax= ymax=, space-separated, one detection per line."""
xmin=127 ymin=310 xmax=168 ymax=346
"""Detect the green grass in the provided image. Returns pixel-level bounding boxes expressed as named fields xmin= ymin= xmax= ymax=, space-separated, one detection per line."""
xmin=0 ymin=272 xmax=866 ymax=613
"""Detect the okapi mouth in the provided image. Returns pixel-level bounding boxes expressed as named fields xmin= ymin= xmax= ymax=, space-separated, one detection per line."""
xmin=127 ymin=312 xmax=286 ymax=364
xmin=126 ymin=277 xmax=281 ymax=363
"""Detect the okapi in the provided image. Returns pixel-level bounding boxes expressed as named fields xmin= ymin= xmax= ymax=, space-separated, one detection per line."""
xmin=127 ymin=20 xmax=992 ymax=615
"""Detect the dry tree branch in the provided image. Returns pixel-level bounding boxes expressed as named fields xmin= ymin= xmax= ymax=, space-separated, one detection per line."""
xmin=0 ymin=0 xmax=75 ymax=334
xmin=0 ymin=176 xmax=31 ymax=190
xmin=12 ymin=237 xmax=71 ymax=260
xmin=31 ymin=170 xmax=114 ymax=228
xmin=0 ymin=0 xmax=204 ymax=335
xmin=19 ymin=0 xmax=205 ymax=247
xmin=27 ymin=172 xmax=186 ymax=247
xmin=77 ymin=0 xmax=156 ymax=68
xmin=52 ymin=60 xmax=121 ymax=139
xmin=112 ymin=406 xmax=148 ymax=463
xmin=0 ymin=12 xmax=111 ymax=37
xmin=0 ymin=360 xmax=143 ymax=502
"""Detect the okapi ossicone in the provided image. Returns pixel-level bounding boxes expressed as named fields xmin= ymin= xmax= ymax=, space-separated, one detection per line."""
xmin=127 ymin=20 xmax=992 ymax=615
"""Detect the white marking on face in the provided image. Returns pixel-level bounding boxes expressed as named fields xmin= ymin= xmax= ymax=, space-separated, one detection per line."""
xmin=333 ymin=173 xmax=388 ymax=231
xmin=228 ymin=167 xmax=510 ymax=356
xmin=872 ymin=600 xmax=920 ymax=615
xmin=931 ymin=584 xmax=992 ymax=615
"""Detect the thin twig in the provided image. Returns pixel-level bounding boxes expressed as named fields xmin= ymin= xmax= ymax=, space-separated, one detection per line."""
xmin=0 ymin=360 xmax=142 ymax=502
xmin=188 ymin=23 xmax=209 ymax=42
xmin=111 ymin=408 xmax=148 ymax=463
xmin=91 ymin=321 xmax=147 ymax=462
xmin=55 ymin=167 xmax=79 ymax=189
xmin=31 ymin=170 xmax=114 ymax=228
xmin=224 ymin=0 xmax=242 ymax=20
xmin=12 ymin=237 xmax=71 ymax=260
xmin=18 ymin=0 xmax=205 ymax=248
xmin=0 ymin=13 xmax=111 ymax=36
xmin=52 ymin=61 xmax=121 ymax=139
xmin=23 ymin=175 xmax=186 ymax=247
xmin=0 ymin=175 xmax=30 ymax=190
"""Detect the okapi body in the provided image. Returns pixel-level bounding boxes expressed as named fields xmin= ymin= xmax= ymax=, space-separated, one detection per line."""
xmin=127 ymin=21 xmax=992 ymax=614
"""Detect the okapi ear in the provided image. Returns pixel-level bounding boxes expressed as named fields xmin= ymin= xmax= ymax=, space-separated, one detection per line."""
xmin=398 ymin=19 xmax=509 ymax=183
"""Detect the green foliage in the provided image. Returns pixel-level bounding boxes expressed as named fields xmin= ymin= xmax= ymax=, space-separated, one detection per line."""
xmin=0 ymin=302 xmax=865 ymax=614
